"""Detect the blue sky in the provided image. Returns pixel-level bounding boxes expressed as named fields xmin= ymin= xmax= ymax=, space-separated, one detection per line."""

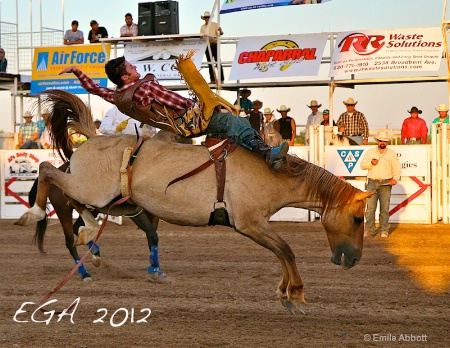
xmin=0 ymin=0 xmax=448 ymax=132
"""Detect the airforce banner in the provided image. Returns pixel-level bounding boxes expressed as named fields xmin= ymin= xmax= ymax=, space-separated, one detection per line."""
xmin=221 ymin=0 xmax=331 ymax=14
xmin=31 ymin=44 xmax=110 ymax=94
xmin=330 ymin=27 xmax=444 ymax=77
xmin=229 ymin=34 xmax=327 ymax=80
xmin=124 ymin=40 xmax=206 ymax=80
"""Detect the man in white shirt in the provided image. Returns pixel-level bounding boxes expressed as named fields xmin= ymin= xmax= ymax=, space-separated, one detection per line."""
xmin=360 ymin=131 xmax=401 ymax=238
xmin=200 ymin=11 xmax=224 ymax=84
xmin=120 ymin=13 xmax=138 ymax=37
xmin=100 ymin=106 xmax=157 ymax=138
xmin=64 ymin=20 xmax=84 ymax=45
xmin=305 ymin=100 xmax=323 ymax=144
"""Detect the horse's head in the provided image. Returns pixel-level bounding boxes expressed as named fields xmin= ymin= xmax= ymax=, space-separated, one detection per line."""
xmin=321 ymin=190 xmax=374 ymax=269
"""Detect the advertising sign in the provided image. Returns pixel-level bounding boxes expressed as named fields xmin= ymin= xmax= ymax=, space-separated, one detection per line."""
xmin=124 ymin=40 xmax=206 ymax=80
xmin=329 ymin=27 xmax=443 ymax=77
xmin=221 ymin=0 xmax=331 ymax=14
xmin=230 ymin=34 xmax=327 ymax=80
xmin=31 ymin=44 xmax=110 ymax=94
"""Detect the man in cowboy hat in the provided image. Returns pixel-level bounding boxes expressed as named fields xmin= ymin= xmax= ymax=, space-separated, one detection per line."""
xmin=263 ymin=107 xmax=281 ymax=147
xmin=305 ymin=100 xmax=323 ymax=144
xmin=336 ymin=97 xmax=369 ymax=145
xmin=401 ymin=106 xmax=428 ymax=144
xmin=361 ymin=131 xmax=401 ymax=238
xmin=200 ymin=10 xmax=224 ymax=84
xmin=247 ymin=99 xmax=263 ymax=133
xmin=277 ymin=105 xmax=296 ymax=146
xmin=18 ymin=111 xmax=39 ymax=149
xmin=36 ymin=109 xmax=50 ymax=137
xmin=431 ymin=104 xmax=449 ymax=126
xmin=237 ymin=88 xmax=254 ymax=114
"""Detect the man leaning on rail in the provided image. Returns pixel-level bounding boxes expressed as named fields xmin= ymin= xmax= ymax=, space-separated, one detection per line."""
xmin=59 ymin=53 xmax=288 ymax=169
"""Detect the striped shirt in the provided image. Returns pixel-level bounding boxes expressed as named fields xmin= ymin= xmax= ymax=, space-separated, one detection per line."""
xmin=336 ymin=111 xmax=369 ymax=139
xmin=74 ymin=70 xmax=194 ymax=110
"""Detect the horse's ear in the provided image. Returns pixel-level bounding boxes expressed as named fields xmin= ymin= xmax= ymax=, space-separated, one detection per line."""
xmin=354 ymin=191 xmax=375 ymax=201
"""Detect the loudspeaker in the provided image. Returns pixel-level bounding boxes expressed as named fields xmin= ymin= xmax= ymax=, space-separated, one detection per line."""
xmin=154 ymin=1 xmax=179 ymax=35
xmin=138 ymin=2 xmax=155 ymax=36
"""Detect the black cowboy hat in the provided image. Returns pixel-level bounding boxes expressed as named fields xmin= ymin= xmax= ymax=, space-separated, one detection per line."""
xmin=407 ymin=106 xmax=422 ymax=114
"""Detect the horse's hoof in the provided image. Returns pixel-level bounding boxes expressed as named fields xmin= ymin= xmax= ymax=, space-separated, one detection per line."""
xmin=82 ymin=276 xmax=93 ymax=282
xmin=281 ymin=299 xmax=306 ymax=315
xmin=14 ymin=212 xmax=37 ymax=226
xmin=148 ymin=266 xmax=167 ymax=283
xmin=91 ymin=254 xmax=101 ymax=267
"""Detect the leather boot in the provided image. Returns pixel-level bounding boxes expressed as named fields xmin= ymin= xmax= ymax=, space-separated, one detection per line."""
xmin=241 ymin=135 xmax=289 ymax=170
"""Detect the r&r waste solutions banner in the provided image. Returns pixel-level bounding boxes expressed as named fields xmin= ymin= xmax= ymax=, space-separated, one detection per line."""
xmin=221 ymin=0 xmax=331 ymax=13
xmin=330 ymin=27 xmax=444 ymax=77
xmin=31 ymin=44 xmax=111 ymax=94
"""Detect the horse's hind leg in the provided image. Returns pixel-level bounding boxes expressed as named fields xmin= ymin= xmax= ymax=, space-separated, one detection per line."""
xmin=63 ymin=196 xmax=99 ymax=246
xmin=73 ymin=215 xmax=101 ymax=267
xmin=235 ymin=222 xmax=305 ymax=314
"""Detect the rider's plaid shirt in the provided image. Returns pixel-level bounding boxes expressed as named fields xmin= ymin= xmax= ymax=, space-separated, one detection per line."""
xmin=74 ymin=70 xmax=194 ymax=110
xmin=336 ymin=110 xmax=369 ymax=139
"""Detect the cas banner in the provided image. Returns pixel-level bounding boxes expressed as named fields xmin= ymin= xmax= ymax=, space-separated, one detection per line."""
xmin=330 ymin=27 xmax=444 ymax=77
xmin=221 ymin=0 xmax=331 ymax=14
xmin=124 ymin=40 xmax=206 ymax=80
xmin=229 ymin=34 xmax=328 ymax=80
xmin=31 ymin=44 xmax=110 ymax=94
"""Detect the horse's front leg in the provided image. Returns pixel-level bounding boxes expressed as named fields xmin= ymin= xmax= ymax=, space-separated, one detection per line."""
xmin=15 ymin=162 xmax=55 ymax=226
xmin=235 ymin=222 xmax=306 ymax=314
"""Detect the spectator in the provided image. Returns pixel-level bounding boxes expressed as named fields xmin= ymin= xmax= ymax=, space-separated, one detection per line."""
xmin=263 ymin=108 xmax=281 ymax=147
xmin=401 ymin=106 xmax=428 ymax=144
xmin=361 ymin=131 xmax=401 ymax=238
xmin=247 ymin=99 xmax=263 ymax=133
xmin=100 ymin=106 xmax=157 ymax=138
xmin=200 ymin=11 xmax=224 ymax=84
xmin=336 ymin=98 xmax=369 ymax=145
xmin=64 ymin=20 xmax=84 ymax=45
xmin=39 ymin=120 xmax=52 ymax=149
xmin=277 ymin=104 xmax=297 ymax=146
xmin=431 ymin=104 xmax=449 ymax=126
xmin=320 ymin=109 xmax=336 ymax=126
xmin=0 ymin=47 xmax=7 ymax=72
xmin=305 ymin=100 xmax=323 ymax=144
xmin=18 ymin=111 xmax=39 ymax=149
xmin=88 ymin=20 xmax=108 ymax=43
xmin=36 ymin=109 xmax=50 ymax=137
xmin=237 ymin=88 xmax=253 ymax=114
xmin=94 ymin=119 xmax=102 ymax=135
xmin=120 ymin=13 xmax=138 ymax=37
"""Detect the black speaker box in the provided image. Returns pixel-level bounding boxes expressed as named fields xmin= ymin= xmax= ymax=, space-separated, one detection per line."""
xmin=154 ymin=1 xmax=179 ymax=35
xmin=138 ymin=2 xmax=155 ymax=36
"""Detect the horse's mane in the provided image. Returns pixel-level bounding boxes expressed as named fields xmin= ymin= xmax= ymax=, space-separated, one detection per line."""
xmin=281 ymin=154 xmax=359 ymax=211
xmin=37 ymin=90 xmax=96 ymax=163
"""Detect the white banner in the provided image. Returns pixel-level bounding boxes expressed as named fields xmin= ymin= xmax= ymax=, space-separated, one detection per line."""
xmin=221 ymin=0 xmax=331 ymax=14
xmin=329 ymin=27 xmax=444 ymax=77
xmin=124 ymin=40 xmax=207 ymax=80
xmin=230 ymin=34 xmax=327 ymax=80
xmin=325 ymin=145 xmax=429 ymax=177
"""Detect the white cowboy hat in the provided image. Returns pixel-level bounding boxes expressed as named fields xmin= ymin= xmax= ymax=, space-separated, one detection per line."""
xmin=41 ymin=109 xmax=50 ymax=115
xmin=277 ymin=105 xmax=291 ymax=113
xmin=435 ymin=103 xmax=449 ymax=112
xmin=239 ymin=110 xmax=247 ymax=117
xmin=307 ymin=100 xmax=322 ymax=108
xmin=263 ymin=108 xmax=273 ymax=115
xmin=343 ymin=98 xmax=358 ymax=106
xmin=201 ymin=11 xmax=211 ymax=19
xmin=375 ymin=131 xmax=390 ymax=142
xmin=23 ymin=111 xmax=33 ymax=118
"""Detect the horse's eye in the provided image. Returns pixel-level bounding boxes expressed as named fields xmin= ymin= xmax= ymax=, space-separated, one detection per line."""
xmin=354 ymin=216 xmax=364 ymax=224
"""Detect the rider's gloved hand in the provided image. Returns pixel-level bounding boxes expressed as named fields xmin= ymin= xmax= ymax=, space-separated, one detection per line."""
xmin=115 ymin=119 xmax=129 ymax=132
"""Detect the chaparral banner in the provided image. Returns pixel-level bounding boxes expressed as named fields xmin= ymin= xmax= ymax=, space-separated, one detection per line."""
xmin=221 ymin=0 xmax=331 ymax=14
xmin=229 ymin=34 xmax=328 ymax=80
xmin=124 ymin=40 xmax=206 ymax=80
xmin=329 ymin=27 xmax=444 ymax=77
xmin=31 ymin=44 xmax=110 ymax=95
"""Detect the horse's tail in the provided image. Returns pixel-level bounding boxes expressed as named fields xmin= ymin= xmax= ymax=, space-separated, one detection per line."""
xmin=38 ymin=90 xmax=97 ymax=162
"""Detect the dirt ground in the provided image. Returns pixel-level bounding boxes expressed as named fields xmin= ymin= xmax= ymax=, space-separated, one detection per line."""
xmin=0 ymin=218 xmax=449 ymax=348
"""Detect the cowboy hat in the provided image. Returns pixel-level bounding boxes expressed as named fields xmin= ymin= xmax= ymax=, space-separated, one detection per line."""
xmin=277 ymin=105 xmax=291 ymax=112
xmin=22 ymin=111 xmax=33 ymax=118
xmin=343 ymin=98 xmax=358 ymax=106
xmin=201 ymin=11 xmax=211 ymax=19
xmin=239 ymin=110 xmax=247 ymax=117
xmin=307 ymin=100 xmax=322 ymax=108
xmin=435 ymin=104 xmax=449 ymax=112
xmin=375 ymin=131 xmax=391 ymax=142
xmin=41 ymin=109 xmax=50 ymax=115
xmin=407 ymin=106 xmax=422 ymax=114
xmin=263 ymin=108 xmax=273 ymax=115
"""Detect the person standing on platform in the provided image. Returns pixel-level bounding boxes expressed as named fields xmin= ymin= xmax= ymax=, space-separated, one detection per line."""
xmin=64 ymin=20 xmax=84 ymax=45
xmin=247 ymin=99 xmax=263 ymax=133
xmin=277 ymin=105 xmax=296 ymax=146
xmin=336 ymin=98 xmax=369 ymax=145
xmin=18 ymin=111 xmax=39 ymax=149
xmin=431 ymin=104 xmax=449 ymax=127
xmin=401 ymin=106 xmax=428 ymax=144
xmin=0 ymin=47 xmax=8 ymax=72
xmin=36 ymin=109 xmax=50 ymax=138
xmin=200 ymin=11 xmax=224 ymax=84
xmin=320 ymin=109 xmax=336 ymax=126
xmin=88 ymin=20 xmax=108 ymax=43
xmin=120 ymin=13 xmax=138 ymax=37
xmin=305 ymin=100 xmax=323 ymax=144
xmin=361 ymin=131 xmax=401 ymax=238
xmin=263 ymin=108 xmax=281 ymax=147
